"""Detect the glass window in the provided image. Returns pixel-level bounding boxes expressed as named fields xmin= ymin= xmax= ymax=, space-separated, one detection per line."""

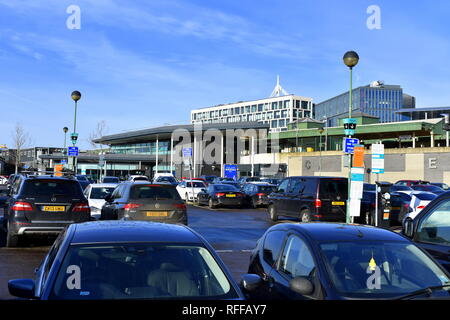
xmin=417 ymin=199 xmax=450 ymax=245
xmin=23 ymin=180 xmax=83 ymax=197
xmin=279 ymin=235 xmax=316 ymax=278
xmin=263 ymin=231 xmax=285 ymax=266
xmin=278 ymin=179 xmax=290 ymax=193
xmin=90 ymin=187 xmax=116 ymax=199
xmin=50 ymin=244 xmax=238 ymax=299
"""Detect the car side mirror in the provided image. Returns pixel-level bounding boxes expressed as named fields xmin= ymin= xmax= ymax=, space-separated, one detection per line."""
xmin=289 ymin=276 xmax=314 ymax=296
xmin=240 ymin=274 xmax=262 ymax=292
xmin=403 ymin=217 xmax=414 ymax=238
xmin=104 ymin=193 xmax=113 ymax=202
xmin=8 ymin=279 xmax=36 ymax=299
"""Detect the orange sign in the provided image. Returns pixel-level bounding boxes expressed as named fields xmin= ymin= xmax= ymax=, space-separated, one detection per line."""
xmin=55 ymin=164 xmax=63 ymax=177
xmin=353 ymin=146 xmax=365 ymax=168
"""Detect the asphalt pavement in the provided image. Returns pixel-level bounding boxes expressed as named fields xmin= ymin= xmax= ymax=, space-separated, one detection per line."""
xmin=0 ymin=204 xmax=276 ymax=299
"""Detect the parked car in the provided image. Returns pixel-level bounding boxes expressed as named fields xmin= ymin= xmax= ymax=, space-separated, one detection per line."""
xmin=101 ymin=176 xmax=120 ymax=184
xmin=153 ymin=175 xmax=178 ymax=186
xmin=260 ymin=178 xmax=281 ymax=186
xmin=197 ymin=184 xmax=245 ymax=209
xmin=176 ymin=180 xmax=207 ymax=202
xmin=237 ymin=176 xmax=261 ymax=186
xmin=395 ymin=180 xmax=430 ymax=187
xmin=403 ymin=192 xmax=450 ymax=273
xmin=268 ymin=176 xmax=348 ymax=223
xmin=127 ymin=175 xmax=149 ymax=182
xmin=0 ymin=175 xmax=8 ymax=185
xmin=198 ymin=175 xmax=217 ymax=185
xmin=221 ymin=181 xmax=242 ymax=190
xmin=101 ymin=182 xmax=187 ymax=225
xmin=242 ymin=183 xmax=277 ymax=208
xmin=390 ymin=184 xmax=414 ymax=193
xmin=212 ymin=177 xmax=235 ymax=184
xmin=411 ymin=184 xmax=446 ymax=196
xmin=358 ymin=184 xmax=376 ymax=225
xmin=83 ymin=183 xmax=117 ymax=220
xmin=8 ymin=221 xmax=245 ymax=300
xmin=406 ymin=191 xmax=438 ymax=220
xmin=2 ymin=175 xmax=90 ymax=247
xmin=431 ymin=182 xmax=450 ymax=191
xmin=75 ymin=175 xmax=91 ymax=190
xmin=390 ymin=192 xmax=413 ymax=225
xmin=245 ymin=223 xmax=450 ymax=300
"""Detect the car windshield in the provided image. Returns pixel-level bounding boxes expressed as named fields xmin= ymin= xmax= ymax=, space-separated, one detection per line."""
xmin=49 ymin=243 xmax=237 ymax=300
xmin=130 ymin=185 xmax=180 ymax=200
xmin=103 ymin=177 xmax=119 ymax=183
xmin=214 ymin=185 xmax=239 ymax=192
xmin=22 ymin=180 xmax=83 ymax=197
xmin=90 ymin=187 xmax=116 ymax=200
xmin=320 ymin=241 xmax=450 ymax=299
xmin=157 ymin=177 xmax=177 ymax=183
xmin=186 ymin=182 xmax=205 ymax=188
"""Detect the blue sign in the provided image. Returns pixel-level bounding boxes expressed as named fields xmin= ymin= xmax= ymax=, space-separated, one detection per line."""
xmin=61 ymin=159 xmax=67 ymax=164
xmin=224 ymin=164 xmax=238 ymax=180
xmin=344 ymin=138 xmax=360 ymax=154
xmin=343 ymin=118 xmax=357 ymax=136
xmin=68 ymin=146 xmax=79 ymax=157
xmin=182 ymin=147 xmax=193 ymax=157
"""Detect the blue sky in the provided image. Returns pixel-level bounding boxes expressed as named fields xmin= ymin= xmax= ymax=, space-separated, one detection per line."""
xmin=1 ymin=0 xmax=450 ymax=149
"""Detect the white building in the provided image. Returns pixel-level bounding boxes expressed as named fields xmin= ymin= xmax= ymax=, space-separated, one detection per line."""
xmin=191 ymin=78 xmax=314 ymax=132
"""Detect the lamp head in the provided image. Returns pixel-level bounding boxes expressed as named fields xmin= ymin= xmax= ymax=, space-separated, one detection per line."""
xmin=343 ymin=51 xmax=359 ymax=68
xmin=71 ymin=91 xmax=81 ymax=102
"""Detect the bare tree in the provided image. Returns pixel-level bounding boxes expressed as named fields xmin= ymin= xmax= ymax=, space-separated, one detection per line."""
xmin=11 ymin=123 xmax=31 ymax=174
xmin=88 ymin=120 xmax=108 ymax=151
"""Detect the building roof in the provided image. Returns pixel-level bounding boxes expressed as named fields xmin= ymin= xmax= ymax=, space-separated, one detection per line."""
xmin=94 ymin=122 xmax=269 ymax=145
xmin=396 ymin=106 xmax=450 ymax=113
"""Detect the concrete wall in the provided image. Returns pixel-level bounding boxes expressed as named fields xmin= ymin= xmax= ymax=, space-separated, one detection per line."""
xmin=243 ymin=147 xmax=450 ymax=183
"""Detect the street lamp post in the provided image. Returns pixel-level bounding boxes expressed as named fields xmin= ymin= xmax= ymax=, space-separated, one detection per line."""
xmin=343 ymin=51 xmax=359 ymax=224
xmin=63 ymin=127 xmax=68 ymax=160
xmin=71 ymin=91 xmax=81 ymax=173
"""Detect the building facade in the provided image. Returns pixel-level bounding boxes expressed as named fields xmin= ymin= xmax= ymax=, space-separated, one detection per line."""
xmin=314 ymin=81 xmax=415 ymax=127
xmin=191 ymin=94 xmax=314 ymax=133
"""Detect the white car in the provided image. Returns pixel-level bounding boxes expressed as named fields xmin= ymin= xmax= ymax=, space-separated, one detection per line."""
xmin=127 ymin=175 xmax=149 ymax=182
xmin=176 ymin=180 xmax=207 ymax=202
xmin=0 ymin=176 xmax=7 ymax=185
xmin=83 ymin=183 xmax=118 ymax=220
xmin=404 ymin=191 xmax=437 ymax=221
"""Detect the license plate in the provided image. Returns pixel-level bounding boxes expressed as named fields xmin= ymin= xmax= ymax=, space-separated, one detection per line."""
xmin=226 ymin=194 xmax=236 ymax=198
xmin=146 ymin=211 xmax=168 ymax=217
xmin=332 ymin=201 xmax=345 ymax=206
xmin=43 ymin=206 xmax=65 ymax=212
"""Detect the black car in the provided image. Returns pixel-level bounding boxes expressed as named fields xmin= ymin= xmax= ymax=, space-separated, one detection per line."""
xmin=237 ymin=176 xmax=261 ymax=186
xmin=211 ymin=177 xmax=235 ymax=184
xmin=260 ymin=178 xmax=281 ymax=186
xmin=244 ymin=223 xmax=450 ymax=300
xmin=403 ymin=191 xmax=450 ymax=272
xmin=75 ymin=175 xmax=91 ymax=190
xmin=221 ymin=181 xmax=242 ymax=190
xmin=3 ymin=175 xmax=90 ymax=247
xmin=390 ymin=192 xmax=412 ymax=225
xmin=411 ymin=184 xmax=446 ymax=196
xmin=197 ymin=184 xmax=245 ymax=209
xmin=242 ymin=183 xmax=277 ymax=208
xmin=100 ymin=182 xmax=187 ymax=225
xmin=8 ymin=221 xmax=245 ymax=300
xmin=268 ymin=176 xmax=348 ymax=223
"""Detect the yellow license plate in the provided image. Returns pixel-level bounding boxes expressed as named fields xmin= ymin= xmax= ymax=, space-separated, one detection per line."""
xmin=332 ymin=201 xmax=345 ymax=206
xmin=146 ymin=211 xmax=168 ymax=217
xmin=43 ymin=206 xmax=65 ymax=212
xmin=226 ymin=194 xmax=236 ymax=198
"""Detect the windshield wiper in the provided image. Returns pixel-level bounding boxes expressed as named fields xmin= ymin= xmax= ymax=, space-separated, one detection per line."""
xmin=395 ymin=283 xmax=450 ymax=300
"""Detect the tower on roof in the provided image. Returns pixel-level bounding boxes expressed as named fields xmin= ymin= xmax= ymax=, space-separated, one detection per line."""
xmin=270 ymin=75 xmax=289 ymax=97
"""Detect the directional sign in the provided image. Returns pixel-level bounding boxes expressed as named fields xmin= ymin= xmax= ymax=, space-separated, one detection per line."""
xmin=343 ymin=118 xmax=357 ymax=136
xmin=68 ymin=146 xmax=79 ymax=157
xmin=224 ymin=164 xmax=238 ymax=180
xmin=182 ymin=147 xmax=193 ymax=158
xmin=372 ymin=144 xmax=385 ymax=174
xmin=344 ymin=138 xmax=360 ymax=154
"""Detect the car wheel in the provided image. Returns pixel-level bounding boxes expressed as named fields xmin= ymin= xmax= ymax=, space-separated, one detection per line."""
xmin=269 ymin=204 xmax=278 ymax=221
xmin=6 ymin=231 xmax=19 ymax=248
xmin=300 ymin=209 xmax=312 ymax=223
xmin=208 ymin=198 xmax=216 ymax=209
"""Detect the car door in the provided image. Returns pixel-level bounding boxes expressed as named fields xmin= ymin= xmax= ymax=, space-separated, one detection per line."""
xmin=284 ymin=178 xmax=304 ymax=217
xmin=271 ymin=178 xmax=291 ymax=215
xmin=102 ymin=184 xmax=123 ymax=220
xmin=269 ymin=233 xmax=320 ymax=300
xmin=413 ymin=197 xmax=450 ymax=272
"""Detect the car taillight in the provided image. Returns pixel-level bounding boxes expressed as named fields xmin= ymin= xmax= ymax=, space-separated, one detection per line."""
xmin=12 ymin=202 xmax=33 ymax=211
xmin=72 ymin=203 xmax=90 ymax=212
xmin=174 ymin=203 xmax=186 ymax=210
xmin=124 ymin=203 xmax=142 ymax=211
xmin=256 ymin=193 xmax=265 ymax=197
xmin=315 ymin=199 xmax=322 ymax=208
xmin=216 ymin=193 xmax=225 ymax=197
xmin=417 ymin=205 xmax=425 ymax=209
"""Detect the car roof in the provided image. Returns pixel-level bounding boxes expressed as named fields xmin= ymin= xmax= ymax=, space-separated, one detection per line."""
xmin=90 ymin=183 xmax=118 ymax=188
xmin=70 ymin=221 xmax=203 ymax=244
xmin=24 ymin=175 xmax=75 ymax=181
xmin=270 ymin=222 xmax=408 ymax=242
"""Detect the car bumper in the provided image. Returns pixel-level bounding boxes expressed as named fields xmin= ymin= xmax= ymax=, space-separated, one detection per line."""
xmin=11 ymin=221 xmax=74 ymax=235
xmin=216 ymin=198 xmax=244 ymax=207
xmin=125 ymin=213 xmax=188 ymax=225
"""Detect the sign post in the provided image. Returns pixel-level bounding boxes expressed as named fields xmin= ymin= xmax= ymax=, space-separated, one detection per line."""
xmin=372 ymin=144 xmax=385 ymax=226
xmin=182 ymin=147 xmax=195 ymax=203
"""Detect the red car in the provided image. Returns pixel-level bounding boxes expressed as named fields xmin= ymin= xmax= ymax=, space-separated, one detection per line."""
xmin=395 ymin=180 xmax=430 ymax=187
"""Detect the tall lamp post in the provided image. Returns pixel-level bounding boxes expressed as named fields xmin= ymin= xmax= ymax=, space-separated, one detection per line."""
xmin=71 ymin=91 xmax=81 ymax=173
xmin=343 ymin=51 xmax=359 ymax=223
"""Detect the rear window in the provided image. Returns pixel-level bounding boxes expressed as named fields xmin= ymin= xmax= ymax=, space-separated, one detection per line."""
xmin=319 ymin=179 xmax=348 ymax=199
xmin=186 ymin=182 xmax=206 ymax=188
xmin=214 ymin=185 xmax=239 ymax=192
xmin=103 ymin=177 xmax=119 ymax=183
xmin=130 ymin=185 xmax=181 ymax=200
xmin=134 ymin=177 xmax=149 ymax=181
xmin=90 ymin=187 xmax=116 ymax=199
xmin=156 ymin=177 xmax=177 ymax=183
xmin=22 ymin=180 xmax=83 ymax=197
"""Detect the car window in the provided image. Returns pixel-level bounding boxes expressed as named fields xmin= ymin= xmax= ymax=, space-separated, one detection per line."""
xmin=263 ymin=230 xmax=285 ymax=266
xmin=278 ymin=235 xmax=316 ymax=278
xmin=22 ymin=180 xmax=83 ymax=197
xmin=186 ymin=182 xmax=205 ymax=188
xmin=319 ymin=179 xmax=348 ymax=200
xmin=90 ymin=187 xmax=116 ymax=200
xmin=112 ymin=184 xmax=124 ymax=199
xmin=278 ymin=179 xmax=290 ymax=193
xmin=130 ymin=185 xmax=180 ymax=200
xmin=416 ymin=198 xmax=450 ymax=246
xmin=288 ymin=178 xmax=303 ymax=194
xmin=83 ymin=186 xmax=91 ymax=198
xmin=42 ymin=229 xmax=66 ymax=288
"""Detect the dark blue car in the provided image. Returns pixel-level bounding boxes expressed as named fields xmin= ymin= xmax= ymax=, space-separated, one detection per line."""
xmin=244 ymin=223 xmax=450 ymax=300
